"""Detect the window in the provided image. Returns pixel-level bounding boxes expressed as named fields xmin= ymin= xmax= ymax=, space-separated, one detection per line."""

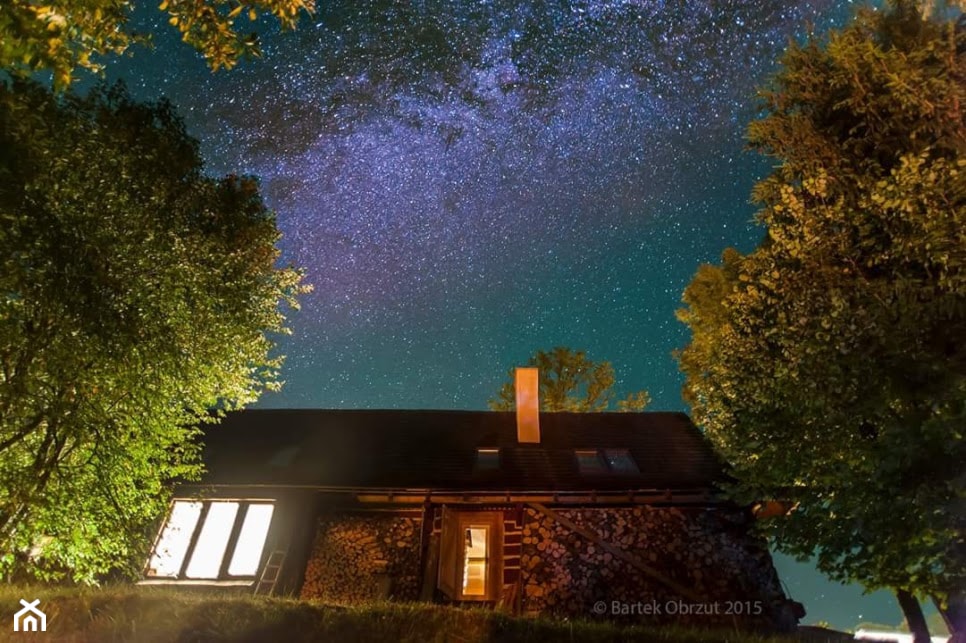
xmin=146 ymin=501 xmax=202 ymax=578
xmin=602 ymin=449 xmax=639 ymax=474
xmin=575 ymin=449 xmax=639 ymax=475
xmin=462 ymin=526 xmax=489 ymax=596
xmin=438 ymin=509 xmax=502 ymax=601
xmin=228 ymin=504 xmax=275 ymax=576
xmin=185 ymin=502 xmax=239 ymax=578
xmin=575 ymin=449 xmax=607 ymax=474
xmin=475 ymin=448 xmax=500 ymax=471
xmin=268 ymin=446 xmax=300 ymax=467
xmin=145 ymin=500 xmax=274 ymax=581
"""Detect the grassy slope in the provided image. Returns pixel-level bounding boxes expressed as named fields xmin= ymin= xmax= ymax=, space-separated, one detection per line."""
xmin=0 ymin=586 xmax=853 ymax=643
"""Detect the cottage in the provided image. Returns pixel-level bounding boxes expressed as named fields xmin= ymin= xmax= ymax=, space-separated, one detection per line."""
xmin=142 ymin=370 xmax=801 ymax=630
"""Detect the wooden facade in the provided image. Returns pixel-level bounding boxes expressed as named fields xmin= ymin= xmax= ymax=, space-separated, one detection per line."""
xmin=143 ymin=409 xmax=803 ymax=631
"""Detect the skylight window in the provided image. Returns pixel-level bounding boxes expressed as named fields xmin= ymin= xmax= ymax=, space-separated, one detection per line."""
xmin=268 ymin=446 xmax=299 ymax=467
xmin=575 ymin=449 xmax=607 ymax=474
xmin=475 ymin=447 xmax=500 ymax=470
xmin=575 ymin=449 xmax=639 ymax=475
xmin=602 ymin=449 xmax=639 ymax=474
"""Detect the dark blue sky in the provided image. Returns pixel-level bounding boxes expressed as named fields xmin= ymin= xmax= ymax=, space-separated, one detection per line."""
xmin=105 ymin=0 xmax=931 ymax=631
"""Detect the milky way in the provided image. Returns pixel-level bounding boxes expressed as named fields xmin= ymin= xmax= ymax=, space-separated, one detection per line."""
xmin=107 ymin=1 xmax=925 ymax=628
xmin=117 ymin=0 xmax=852 ymax=409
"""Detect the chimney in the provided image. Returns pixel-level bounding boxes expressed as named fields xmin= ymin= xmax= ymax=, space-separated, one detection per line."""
xmin=515 ymin=367 xmax=540 ymax=444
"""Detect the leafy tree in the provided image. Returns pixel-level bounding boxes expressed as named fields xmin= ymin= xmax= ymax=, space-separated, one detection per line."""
xmin=0 ymin=0 xmax=313 ymax=87
xmin=676 ymin=3 xmax=964 ymax=641
xmin=489 ymin=346 xmax=651 ymax=412
xmin=0 ymin=78 xmax=307 ymax=581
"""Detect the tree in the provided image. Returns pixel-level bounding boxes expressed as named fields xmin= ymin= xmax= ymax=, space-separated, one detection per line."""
xmin=489 ymin=347 xmax=651 ymax=412
xmin=676 ymin=3 xmax=964 ymax=641
xmin=0 ymin=78 xmax=307 ymax=581
xmin=0 ymin=0 xmax=313 ymax=87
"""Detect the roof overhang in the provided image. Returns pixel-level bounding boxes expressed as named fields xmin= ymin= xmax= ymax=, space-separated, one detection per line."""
xmin=174 ymin=483 xmax=723 ymax=506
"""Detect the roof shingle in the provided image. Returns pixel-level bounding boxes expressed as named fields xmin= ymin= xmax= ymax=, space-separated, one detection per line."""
xmin=196 ymin=409 xmax=725 ymax=492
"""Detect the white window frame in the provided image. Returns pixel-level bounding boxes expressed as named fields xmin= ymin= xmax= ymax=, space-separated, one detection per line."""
xmin=143 ymin=498 xmax=275 ymax=583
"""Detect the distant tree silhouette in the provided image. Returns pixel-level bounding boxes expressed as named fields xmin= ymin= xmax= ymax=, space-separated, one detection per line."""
xmin=489 ymin=347 xmax=650 ymax=412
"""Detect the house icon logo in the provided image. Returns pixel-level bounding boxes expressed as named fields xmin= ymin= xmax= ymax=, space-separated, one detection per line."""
xmin=13 ymin=599 xmax=46 ymax=632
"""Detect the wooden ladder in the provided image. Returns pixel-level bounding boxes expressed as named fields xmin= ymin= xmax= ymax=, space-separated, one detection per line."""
xmin=253 ymin=550 xmax=287 ymax=596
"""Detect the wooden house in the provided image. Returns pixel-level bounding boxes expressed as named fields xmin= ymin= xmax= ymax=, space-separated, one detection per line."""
xmin=141 ymin=371 xmax=802 ymax=630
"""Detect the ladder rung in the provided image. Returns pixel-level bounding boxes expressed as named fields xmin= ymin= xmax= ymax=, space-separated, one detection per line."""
xmin=254 ymin=549 xmax=287 ymax=597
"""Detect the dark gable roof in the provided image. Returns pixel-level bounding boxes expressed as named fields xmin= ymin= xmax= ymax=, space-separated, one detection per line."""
xmin=196 ymin=409 xmax=725 ymax=492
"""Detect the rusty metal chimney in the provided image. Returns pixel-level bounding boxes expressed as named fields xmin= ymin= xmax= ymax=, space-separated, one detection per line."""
xmin=515 ymin=367 xmax=540 ymax=444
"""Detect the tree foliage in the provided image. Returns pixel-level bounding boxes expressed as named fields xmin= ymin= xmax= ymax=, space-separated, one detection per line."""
xmin=0 ymin=0 xmax=314 ymax=87
xmin=677 ymin=0 xmax=964 ymax=625
xmin=489 ymin=347 xmax=651 ymax=412
xmin=0 ymin=79 xmax=307 ymax=581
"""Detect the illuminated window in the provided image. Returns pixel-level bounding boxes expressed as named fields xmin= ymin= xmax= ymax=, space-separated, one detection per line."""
xmin=438 ymin=510 xmax=502 ymax=601
xmin=475 ymin=448 xmax=500 ymax=470
xmin=462 ymin=526 xmax=489 ymax=596
xmin=186 ymin=502 xmax=239 ymax=578
xmin=228 ymin=504 xmax=275 ymax=576
xmin=145 ymin=500 xmax=275 ymax=581
xmin=146 ymin=501 xmax=202 ymax=578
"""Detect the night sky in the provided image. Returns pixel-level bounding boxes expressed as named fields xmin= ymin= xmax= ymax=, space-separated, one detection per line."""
xmin=104 ymin=0 xmax=932 ymax=631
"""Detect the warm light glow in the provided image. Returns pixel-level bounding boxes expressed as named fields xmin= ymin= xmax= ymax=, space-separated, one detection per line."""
xmin=462 ymin=526 xmax=488 ymax=596
xmin=185 ymin=502 xmax=239 ymax=578
xmin=147 ymin=501 xmax=202 ymax=577
xmin=228 ymin=504 xmax=275 ymax=576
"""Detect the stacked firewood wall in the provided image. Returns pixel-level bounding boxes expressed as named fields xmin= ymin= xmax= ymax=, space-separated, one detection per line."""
xmin=300 ymin=512 xmax=422 ymax=603
xmin=520 ymin=506 xmax=785 ymax=627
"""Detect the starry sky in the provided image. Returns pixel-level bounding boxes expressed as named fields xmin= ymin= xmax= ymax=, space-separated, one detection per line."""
xmin=104 ymin=0 xmax=937 ymax=632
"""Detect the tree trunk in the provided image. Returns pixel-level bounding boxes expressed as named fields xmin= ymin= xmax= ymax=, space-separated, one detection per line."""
xmin=933 ymin=595 xmax=954 ymax=634
xmin=935 ymin=591 xmax=966 ymax=638
xmin=896 ymin=589 xmax=931 ymax=643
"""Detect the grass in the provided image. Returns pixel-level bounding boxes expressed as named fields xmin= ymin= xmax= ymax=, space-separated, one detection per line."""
xmin=0 ymin=585 xmax=854 ymax=643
